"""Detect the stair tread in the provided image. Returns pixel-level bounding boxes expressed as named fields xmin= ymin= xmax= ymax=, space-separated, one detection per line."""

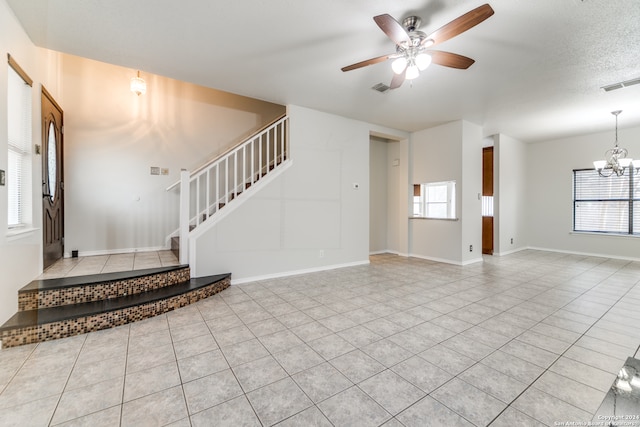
xmin=1 ymin=273 xmax=230 ymax=331
xmin=20 ymin=265 xmax=190 ymax=293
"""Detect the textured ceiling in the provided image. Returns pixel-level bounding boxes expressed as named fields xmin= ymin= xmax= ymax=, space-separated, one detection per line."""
xmin=6 ymin=0 xmax=640 ymax=141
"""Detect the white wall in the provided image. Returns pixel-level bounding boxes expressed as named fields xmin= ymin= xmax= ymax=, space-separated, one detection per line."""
xmin=369 ymin=137 xmax=388 ymax=253
xmin=369 ymin=137 xmax=410 ymax=256
xmin=494 ymin=133 xmax=528 ymax=255
xmin=409 ymin=120 xmax=482 ymax=265
xmin=460 ymin=121 xmax=483 ymax=264
xmin=59 ymin=54 xmax=285 ymax=255
xmin=0 ymin=0 xmax=65 ymax=324
xmin=386 ymin=140 xmax=409 ymax=256
xmin=193 ymin=105 xmax=406 ymax=281
xmin=526 ymin=125 xmax=640 ymax=259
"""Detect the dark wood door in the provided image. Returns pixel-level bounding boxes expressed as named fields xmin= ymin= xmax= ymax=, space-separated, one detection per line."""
xmin=482 ymin=147 xmax=494 ymax=255
xmin=42 ymin=88 xmax=64 ymax=269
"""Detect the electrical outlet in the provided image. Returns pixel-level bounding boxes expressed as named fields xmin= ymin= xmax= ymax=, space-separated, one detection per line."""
xmin=161 ymin=168 xmax=169 ymax=175
xmin=150 ymin=166 xmax=160 ymax=175
xmin=469 ymin=245 xmax=473 ymax=252
xmin=510 ymin=238 xmax=514 ymax=244
xmin=319 ymin=250 xmax=325 ymax=258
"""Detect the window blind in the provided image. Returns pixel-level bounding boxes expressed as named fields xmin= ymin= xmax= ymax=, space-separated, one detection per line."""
xmin=573 ymin=169 xmax=638 ymax=235
xmin=7 ymin=62 xmax=32 ymax=228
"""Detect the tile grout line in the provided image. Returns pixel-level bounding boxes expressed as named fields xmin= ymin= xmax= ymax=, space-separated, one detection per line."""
xmin=45 ymin=334 xmax=87 ymax=426
xmin=196 ymin=300 xmax=267 ymax=426
xmin=482 ymin=264 xmax=639 ymax=425
xmin=376 ymin=258 xmax=626 ymax=426
xmin=6 ymin=252 xmax=637 ymax=426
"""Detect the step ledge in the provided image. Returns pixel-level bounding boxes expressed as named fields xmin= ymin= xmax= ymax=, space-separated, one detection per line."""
xmin=2 ymin=273 xmax=229 ymax=331
xmin=20 ymin=265 xmax=190 ymax=293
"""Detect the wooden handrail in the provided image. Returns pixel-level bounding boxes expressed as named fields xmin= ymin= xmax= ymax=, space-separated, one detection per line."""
xmin=168 ymin=115 xmax=289 ymax=247
xmin=192 ymin=112 xmax=286 ymax=175
xmin=167 ymin=113 xmax=287 ymax=191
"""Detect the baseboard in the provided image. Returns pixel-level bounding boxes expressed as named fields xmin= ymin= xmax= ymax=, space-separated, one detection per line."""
xmin=63 ymin=246 xmax=170 ymax=258
xmin=527 ymin=246 xmax=640 ymax=262
xmin=371 ymin=251 xmax=481 ymax=265
xmin=230 ymin=259 xmax=371 ymax=285
xmin=408 ymin=253 xmax=482 ymax=266
xmin=369 ymin=250 xmax=410 ymax=257
xmin=493 ymin=246 xmax=528 ymax=257
xmin=461 ymin=257 xmax=484 ymax=266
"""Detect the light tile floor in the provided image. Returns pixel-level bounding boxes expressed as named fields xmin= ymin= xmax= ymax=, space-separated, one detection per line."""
xmin=1 ymin=250 xmax=639 ymax=426
xmin=37 ymin=251 xmax=180 ymax=279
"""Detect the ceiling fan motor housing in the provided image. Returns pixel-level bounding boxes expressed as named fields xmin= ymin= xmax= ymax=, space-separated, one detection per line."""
xmin=402 ymin=16 xmax=422 ymax=32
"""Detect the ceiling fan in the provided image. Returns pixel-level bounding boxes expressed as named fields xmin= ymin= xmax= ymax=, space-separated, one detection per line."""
xmin=341 ymin=3 xmax=494 ymax=89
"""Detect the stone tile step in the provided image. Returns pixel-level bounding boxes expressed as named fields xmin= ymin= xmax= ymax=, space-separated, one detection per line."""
xmin=18 ymin=265 xmax=190 ymax=311
xmin=21 ymin=265 xmax=190 ymax=292
xmin=0 ymin=273 xmax=231 ymax=348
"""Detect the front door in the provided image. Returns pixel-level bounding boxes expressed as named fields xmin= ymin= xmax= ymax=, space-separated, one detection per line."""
xmin=42 ymin=87 xmax=64 ymax=269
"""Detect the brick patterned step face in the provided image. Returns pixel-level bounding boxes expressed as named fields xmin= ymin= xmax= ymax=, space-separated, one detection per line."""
xmin=18 ymin=266 xmax=190 ymax=311
xmin=1 ymin=274 xmax=230 ymax=348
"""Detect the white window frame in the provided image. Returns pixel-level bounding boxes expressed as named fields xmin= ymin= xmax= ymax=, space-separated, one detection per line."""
xmin=413 ymin=180 xmax=457 ymax=219
xmin=573 ymin=168 xmax=639 ymax=235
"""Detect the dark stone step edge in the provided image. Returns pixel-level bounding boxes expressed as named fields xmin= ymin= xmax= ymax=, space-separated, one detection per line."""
xmin=19 ymin=265 xmax=190 ymax=293
xmin=1 ymin=273 xmax=230 ymax=331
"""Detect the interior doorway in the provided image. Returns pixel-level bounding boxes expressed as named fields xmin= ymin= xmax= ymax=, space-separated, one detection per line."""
xmin=42 ymin=87 xmax=64 ymax=269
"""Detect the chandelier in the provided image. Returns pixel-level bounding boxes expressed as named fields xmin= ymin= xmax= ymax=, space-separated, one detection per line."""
xmin=593 ymin=110 xmax=637 ymax=177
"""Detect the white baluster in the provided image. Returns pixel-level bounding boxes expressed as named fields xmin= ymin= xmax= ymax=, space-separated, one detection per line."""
xmin=179 ymin=169 xmax=190 ymax=265
xmin=215 ymin=164 xmax=219 ymax=213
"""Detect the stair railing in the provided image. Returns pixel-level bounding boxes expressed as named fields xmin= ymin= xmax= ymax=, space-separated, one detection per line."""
xmin=168 ymin=115 xmax=289 ymax=264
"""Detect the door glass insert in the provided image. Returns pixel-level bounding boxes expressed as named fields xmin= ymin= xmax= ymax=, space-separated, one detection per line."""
xmin=47 ymin=121 xmax=57 ymax=200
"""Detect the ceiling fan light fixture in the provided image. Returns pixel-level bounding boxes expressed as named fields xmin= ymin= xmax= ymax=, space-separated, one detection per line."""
xmin=406 ymin=63 xmax=419 ymax=80
xmin=341 ymin=4 xmax=495 ymax=89
xmin=415 ymin=53 xmax=432 ymax=71
xmin=391 ymin=57 xmax=407 ymax=74
xmin=130 ymin=70 xmax=146 ymax=96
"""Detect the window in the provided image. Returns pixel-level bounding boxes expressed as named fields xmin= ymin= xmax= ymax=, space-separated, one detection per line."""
xmin=573 ymin=169 xmax=639 ymax=235
xmin=482 ymin=196 xmax=494 ymax=217
xmin=413 ymin=180 xmax=456 ymax=219
xmin=7 ymin=55 xmax=33 ymax=229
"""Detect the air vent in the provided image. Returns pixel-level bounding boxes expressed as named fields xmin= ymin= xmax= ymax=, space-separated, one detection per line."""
xmin=601 ymin=77 xmax=640 ymax=92
xmin=371 ymin=83 xmax=390 ymax=93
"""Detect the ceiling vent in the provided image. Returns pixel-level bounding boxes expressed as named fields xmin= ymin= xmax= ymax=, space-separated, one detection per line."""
xmin=371 ymin=83 xmax=390 ymax=93
xmin=601 ymin=77 xmax=640 ymax=92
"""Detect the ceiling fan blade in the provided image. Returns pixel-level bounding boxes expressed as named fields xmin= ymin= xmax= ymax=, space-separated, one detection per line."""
xmin=389 ymin=69 xmax=406 ymax=89
xmin=374 ymin=14 xmax=411 ymax=46
xmin=341 ymin=53 xmax=395 ymax=72
xmin=429 ymin=50 xmax=475 ymax=69
xmin=426 ymin=4 xmax=494 ymax=47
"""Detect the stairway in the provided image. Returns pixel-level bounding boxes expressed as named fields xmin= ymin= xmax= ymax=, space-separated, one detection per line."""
xmin=168 ymin=114 xmax=290 ymax=264
xmin=0 ymin=265 xmax=230 ymax=348
xmin=170 ymin=155 xmax=288 ymax=260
